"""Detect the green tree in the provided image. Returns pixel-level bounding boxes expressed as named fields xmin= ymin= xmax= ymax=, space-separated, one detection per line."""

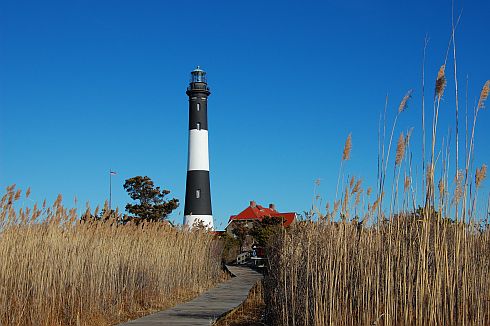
xmin=220 ymin=232 xmax=241 ymax=264
xmin=251 ymin=216 xmax=284 ymax=247
xmin=232 ymin=221 xmax=249 ymax=252
xmin=123 ymin=176 xmax=179 ymax=222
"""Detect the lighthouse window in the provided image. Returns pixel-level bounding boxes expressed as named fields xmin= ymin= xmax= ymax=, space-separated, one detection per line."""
xmin=197 ymin=103 xmax=200 ymax=111
xmin=196 ymin=189 xmax=201 ymax=199
xmin=196 ymin=122 xmax=201 ymax=130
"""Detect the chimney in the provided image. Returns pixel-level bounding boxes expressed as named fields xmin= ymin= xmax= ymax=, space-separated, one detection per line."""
xmin=250 ymin=200 xmax=256 ymax=208
xmin=269 ymin=203 xmax=276 ymax=211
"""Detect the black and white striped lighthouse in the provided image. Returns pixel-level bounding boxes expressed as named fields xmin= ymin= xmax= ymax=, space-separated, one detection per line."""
xmin=184 ymin=67 xmax=214 ymax=229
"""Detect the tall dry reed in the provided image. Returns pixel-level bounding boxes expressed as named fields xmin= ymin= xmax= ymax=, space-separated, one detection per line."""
xmin=0 ymin=186 xmax=223 ymax=325
xmin=265 ymin=218 xmax=490 ymax=326
xmin=264 ymin=31 xmax=489 ymax=325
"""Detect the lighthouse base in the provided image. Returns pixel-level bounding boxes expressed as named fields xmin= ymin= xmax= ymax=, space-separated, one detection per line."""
xmin=184 ymin=215 xmax=214 ymax=230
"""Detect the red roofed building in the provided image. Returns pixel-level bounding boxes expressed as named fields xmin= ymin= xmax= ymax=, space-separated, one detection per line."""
xmin=226 ymin=201 xmax=296 ymax=253
xmin=223 ymin=201 xmax=296 ymax=264
xmin=228 ymin=201 xmax=296 ymax=228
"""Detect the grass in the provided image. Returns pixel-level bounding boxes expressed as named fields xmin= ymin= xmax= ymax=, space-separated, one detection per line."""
xmin=265 ymin=217 xmax=489 ymax=325
xmin=0 ymin=188 xmax=224 ymax=325
xmin=262 ymin=29 xmax=490 ymax=325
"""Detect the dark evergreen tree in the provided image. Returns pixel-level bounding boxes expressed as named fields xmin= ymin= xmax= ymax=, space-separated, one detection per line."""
xmin=123 ymin=176 xmax=179 ymax=222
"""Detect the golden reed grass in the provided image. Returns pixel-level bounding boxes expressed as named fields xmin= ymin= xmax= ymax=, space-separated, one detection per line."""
xmin=263 ymin=63 xmax=489 ymax=325
xmin=265 ymin=218 xmax=490 ymax=326
xmin=0 ymin=186 xmax=223 ymax=325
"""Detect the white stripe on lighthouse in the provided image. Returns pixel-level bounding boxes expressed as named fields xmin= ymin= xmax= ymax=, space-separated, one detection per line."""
xmin=187 ymin=129 xmax=209 ymax=171
xmin=184 ymin=215 xmax=214 ymax=229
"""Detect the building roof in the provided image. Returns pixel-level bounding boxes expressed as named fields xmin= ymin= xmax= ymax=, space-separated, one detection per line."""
xmin=228 ymin=201 xmax=296 ymax=227
xmin=210 ymin=230 xmax=225 ymax=237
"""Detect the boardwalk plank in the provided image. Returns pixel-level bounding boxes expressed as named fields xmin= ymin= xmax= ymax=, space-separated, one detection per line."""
xmin=119 ymin=266 xmax=262 ymax=326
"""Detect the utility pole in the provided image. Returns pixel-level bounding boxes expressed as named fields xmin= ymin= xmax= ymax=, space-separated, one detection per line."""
xmin=109 ymin=170 xmax=116 ymax=211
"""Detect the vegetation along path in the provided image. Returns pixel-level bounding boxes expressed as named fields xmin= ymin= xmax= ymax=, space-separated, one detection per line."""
xmin=119 ymin=266 xmax=263 ymax=326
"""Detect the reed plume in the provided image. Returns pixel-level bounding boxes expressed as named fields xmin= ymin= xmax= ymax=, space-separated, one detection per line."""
xmin=355 ymin=191 xmax=362 ymax=207
xmin=371 ymin=192 xmax=383 ymax=214
xmin=475 ymin=164 xmax=487 ymax=188
xmin=398 ymin=89 xmax=413 ymax=113
xmin=336 ymin=133 xmax=352 ymax=200
xmin=477 ymin=80 xmax=489 ymax=109
xmin=349 ymin=176 xmax=355 ymax=189
xmin=14 ymin=189 xmax=21 ymax=201
xmin=380 ymin=90 xmax=412 ymax=209
xmin=390 ymin=131 xmax=406 ymax=217
xmin=426 ymin=164 xmax=434 ymax=190
xmin=452 ymin=169 xmax=464 ymax=205
xmin=343 ymin=133 xmax=352 ymax=161
xmin=438 ymin=178 xmax=445 ymax=197
xmin=395 ymin=132 xmax=406 ymax=166
xmin=404 ymin=176 xmax=411 ymax=193
xmin=352 ymin=179 xmax=362 ymax=195
xmin=435 ymin=64 xmax=447 ymax=100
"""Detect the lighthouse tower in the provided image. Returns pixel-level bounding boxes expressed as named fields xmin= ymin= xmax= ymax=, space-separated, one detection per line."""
xmin=184 ymin=67 xmax=214 ymax=229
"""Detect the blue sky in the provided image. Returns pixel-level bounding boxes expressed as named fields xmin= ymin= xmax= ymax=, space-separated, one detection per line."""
xmin=1 ymin=0 xmax=489 ymax=228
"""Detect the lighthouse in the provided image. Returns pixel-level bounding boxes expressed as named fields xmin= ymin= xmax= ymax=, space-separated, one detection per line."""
xmin=184 ymin=67 xmax=214 ymax=229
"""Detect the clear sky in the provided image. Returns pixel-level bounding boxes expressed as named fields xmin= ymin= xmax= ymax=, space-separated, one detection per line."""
xmin=1 ymin=0 xmax=489 ymax=229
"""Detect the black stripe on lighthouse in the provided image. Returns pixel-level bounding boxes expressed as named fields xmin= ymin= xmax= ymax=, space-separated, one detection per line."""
xmin=184 ymin=66 xmax=213 ymax=229
xmin=188 ymin=97 xmax=208 ymax=130
xmin=184 ymin=170 xmax=212 ymax=215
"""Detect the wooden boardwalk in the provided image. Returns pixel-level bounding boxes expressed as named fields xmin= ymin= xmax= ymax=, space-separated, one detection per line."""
xmin=119 ymin=266 xmax=263 ymax=326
